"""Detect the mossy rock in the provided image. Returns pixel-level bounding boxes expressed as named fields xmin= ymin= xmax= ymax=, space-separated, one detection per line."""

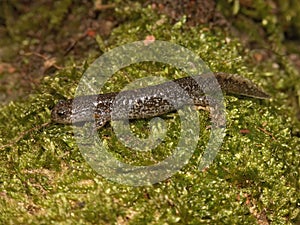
xmin=0 ymin=1 xmax=299 ymax=224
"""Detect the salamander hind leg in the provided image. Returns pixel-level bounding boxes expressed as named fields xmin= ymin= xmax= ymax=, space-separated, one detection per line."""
xmin=194 ymin=105 xmax=210 ymax=112
xmin=193 ymin=96 xmax=226 ymax=128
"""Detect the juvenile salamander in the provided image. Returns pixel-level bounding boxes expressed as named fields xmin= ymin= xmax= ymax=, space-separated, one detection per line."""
xmin=51 ymin=72 xmax=269 ymax=128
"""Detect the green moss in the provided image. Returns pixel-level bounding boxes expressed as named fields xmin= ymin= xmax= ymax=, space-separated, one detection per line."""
xmin=0 ymin=1 xmax=299 ymax=224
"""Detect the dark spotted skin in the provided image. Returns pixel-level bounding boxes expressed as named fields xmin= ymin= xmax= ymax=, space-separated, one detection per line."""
xmin=51 ymin=72 xmax=269 ymax=128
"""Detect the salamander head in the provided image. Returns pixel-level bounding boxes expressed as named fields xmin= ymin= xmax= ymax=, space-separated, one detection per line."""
xmin=51 ymin=100 xmax=73 ymax=124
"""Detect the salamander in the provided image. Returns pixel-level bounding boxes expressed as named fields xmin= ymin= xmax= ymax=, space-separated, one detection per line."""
xmin=51 ymin=72 xmax=269 ymax=128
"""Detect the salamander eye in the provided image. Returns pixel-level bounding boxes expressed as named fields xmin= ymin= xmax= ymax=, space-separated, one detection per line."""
xmin=55 ymin=107 xmax=71 ymax=118
xmin=56 ymin=109 xmax=66 ymax=116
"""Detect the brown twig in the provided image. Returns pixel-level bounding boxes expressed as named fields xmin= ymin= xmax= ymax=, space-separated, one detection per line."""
xmin=94 ymin=1 xmax=115 ymax=11
xmin=0 ymin=122 xmax=51 ymax=150
xmin=257 ymin=126 xmax=276 ymax=140
xmin=20 ymin=52 xmax=63 ymax=70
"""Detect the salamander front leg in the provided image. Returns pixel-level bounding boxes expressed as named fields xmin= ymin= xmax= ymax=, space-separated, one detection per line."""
xmin=95 ymin=116 xmax=110 ymax=130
